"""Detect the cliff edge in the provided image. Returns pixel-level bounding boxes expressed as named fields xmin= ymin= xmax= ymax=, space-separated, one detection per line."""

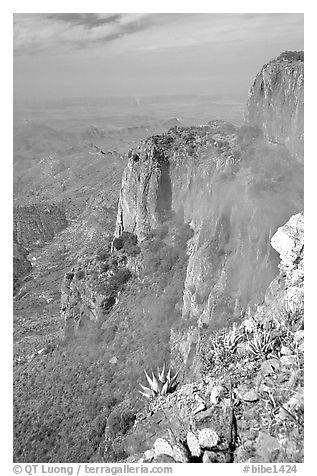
xmin=246 ymin=51 xmax=304 ymax=162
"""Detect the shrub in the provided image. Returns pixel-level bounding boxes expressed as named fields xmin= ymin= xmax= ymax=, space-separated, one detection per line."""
xmin=110 ymin=257 xmax=118 ymax=266
xmin=277 ymin=51 xmax=304 ymax=62
xmin=100 ymin=296 xmax=117 ymax=313
xmin=158 ymin=246 xmax=179 ymax=273
xmin=75 ymin=269 xmax=85 ymax=280
xmin=109 ymin=268 xmax=131 ymax=289
xmin=126 ymin=245 xmax=140 ymax=257
xmin=113 ymin=236 xmax=125 ymax=251
xmin=95 ymin=250 xmax=110 ymax=261
xmin=107 ymin=408 xmax=136 ymax=438
xmin=144 ymin=238 xmax=163 ymax=254
xmin=100 ymin=263 xmax=110 ymax=273
xmin=113 ymin=232 xmax=138 ymax=253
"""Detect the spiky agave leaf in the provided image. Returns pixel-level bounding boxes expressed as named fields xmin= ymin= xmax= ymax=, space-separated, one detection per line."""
xmin=144 ymin=369 xmax=154 ymax=388
xmin=158 ymin=364 xmax=166 ymax=383
xmin=139 ymin=365 xmax=179 ymax=399
xmin=247 ymin=330 xmax=275 ymax=357
xmin=139 ymin=383 xmax=155 ymax=398
xmin=263 ymin=331 xmax=275 ymax=350
xmin=248 ymin=334 xmax=260 ymax=349
xmin=253 ymin=334 xmax=262 ymax=348
xmin=170 ymin=370 xmax=179 ymax=386
xmin=166 ymin=368 xmax=171 ymax=383
xmin=151 ymin=372 xmax=160 ymax=393
xmin=227 ymin=323 xmax=244 ymax=349
xmin=161 ymin=380 xmax=169 ymax=396
xmin=247 ymin=340 xmax=260 ymax=356
xmin=139 ymin=390 xmax=151 ymax=398
xmin=139 ymin=383 xmax=151 ymax=392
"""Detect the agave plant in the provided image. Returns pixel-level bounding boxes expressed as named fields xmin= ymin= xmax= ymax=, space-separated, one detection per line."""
xmin=247 ymin=329 xmax=276 ymax=358
xmin=139 ymin=364 xmax=179 ymax=399
xmin=223 ymin=322 xmax=245 ymax=352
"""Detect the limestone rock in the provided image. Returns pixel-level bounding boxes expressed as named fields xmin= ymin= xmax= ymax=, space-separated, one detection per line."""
xmin=172 ymin=444 xmax=189 ymax=463
xmin=195 ymin=404 xmax=232 ymax=443
xmin=197 ymin=428 xmax=219 ymax=449
xmin=202 ymin=451 xmax=212 ymax=463
xmin=209 ymin=385 xmax=227 ymax=405
xmin=271 ymin=212 xmax=304 ymax=284
xmin=186 ymin=431 xmax=201 ymax=457
xmin=154 ymin=438 xmax=174 ymax=458
xmin=143 ymin=449 xmax=155 ymax=462
xmin=280 ymin=346 xmax=292 ymax=356
xmin=236 ymin=386 xmax=259 ymax=402
xmin=202 ymin=450 xmax=219 ymax=463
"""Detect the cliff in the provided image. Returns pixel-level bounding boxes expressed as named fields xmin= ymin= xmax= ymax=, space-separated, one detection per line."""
xmin=246 ymin=51 xmax=304 ymax=162
xmin=112 ymin=52 xmax=304 ymax=382
xmin=114 ymin=211 xmax=304 ymax=463
xmin=54 ymin=52 xmax=304 ymax=463
xmin=115 ymin=127 xmax=303 ymax=380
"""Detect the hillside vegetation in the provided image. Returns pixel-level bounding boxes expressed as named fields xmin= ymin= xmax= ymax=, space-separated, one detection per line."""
xmin=14 ymin=216 xmax=193 ymax=462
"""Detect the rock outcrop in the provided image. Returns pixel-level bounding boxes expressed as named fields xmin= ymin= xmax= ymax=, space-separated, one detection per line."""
xmin=60 ymin=245 xmax=133 ymax=337
xmin=115 ymin=131 xmax=303 ymax=379
xmin=246 ymin=51 xmax=304 ymax=162
xmin=271 ymin=212 xmax=304 ymax=286
xmin=113 ymin=52 xmax=304 ymax=381
xmin=249 ymin=212 xmax=304 ymax=328
xmin=115 ymin=139 xmax=172 ymax=239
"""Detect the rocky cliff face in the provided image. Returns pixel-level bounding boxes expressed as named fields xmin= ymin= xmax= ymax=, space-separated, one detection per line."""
xmin=105 ymin=211 xmax=304 ymax=464
xmin=113 ymin=52 xmax=304 ymax=380
xmin=61 ymin=247 xmax=131 ymax=337
xmin=246 ymin=51 xmax=304 ymax=162
xmin=115 ymin=128 xmax=303 ymax=379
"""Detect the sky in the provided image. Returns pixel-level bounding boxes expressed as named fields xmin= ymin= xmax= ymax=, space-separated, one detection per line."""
xmin=13 ymin=13 xmax=304 ymax=101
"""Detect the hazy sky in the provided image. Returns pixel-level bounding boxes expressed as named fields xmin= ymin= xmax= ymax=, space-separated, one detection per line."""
xmin=13 ymin=13 xmax=304 ymax=101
